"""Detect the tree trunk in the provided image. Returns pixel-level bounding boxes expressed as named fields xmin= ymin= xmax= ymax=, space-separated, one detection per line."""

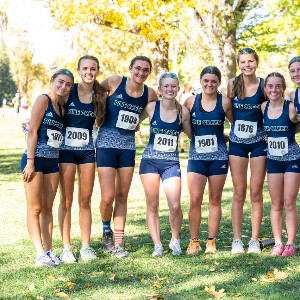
xmin=151 ymin=38 xmax=169 ymax=79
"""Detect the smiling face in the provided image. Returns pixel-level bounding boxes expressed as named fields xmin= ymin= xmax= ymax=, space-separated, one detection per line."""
xmin=200 ymin=73 xmax=220 ymax=95
xmin=158 ymin=77 xmax=179 ymax=100
xmin=238 ymin=53 xmax=258 ymax=76
xmin=78 ymin=58 xmax=99 ymax=84
xmin=129 ymin=60 xmax=151 ymax=84
xmin=289 ymin=61 xmax=300 ymax=86
xmin=51 ymin=74 xmax=73 ymax=97
xmin=264 ymin=75 xmax=285 ymax=102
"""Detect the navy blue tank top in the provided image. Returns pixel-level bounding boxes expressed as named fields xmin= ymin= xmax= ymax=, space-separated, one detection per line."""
xmin=294 ymin=88 xmax=300 ymax=118
xmin=229 ymin=78 xmax=265 ymax=144
xmin=189 ymin=93 xmax=227 ymax=161
xmin=142 ymin=101 xmax=182 ymax=161
xmin=96 ymin=76 xmax=148 ymax=150
xmin=34 ymin=94 xmax=64 ymax=158
xmin=60 ymin=83 xmax=95 ymax=150
xmin=264 ymin=100 xmax=300 ymax=161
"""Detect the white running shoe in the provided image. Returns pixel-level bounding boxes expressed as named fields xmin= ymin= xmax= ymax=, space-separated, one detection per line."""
xmin=80 ymin=246 xmax=97 ymax=261
xmin=169 ymin=238 xmax=182 ymax=256
xmin=60 ymin=246 xmax=77 ymax=263
xmin=247 ymin=238 xmax=261 ymax=254
xmin=231 ymin=239 xmax=244 ymax=254
xmin=152 ymin=244 xmax=163 ymax=257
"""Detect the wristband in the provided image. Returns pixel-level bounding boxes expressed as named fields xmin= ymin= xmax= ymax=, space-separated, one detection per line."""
xmin=27 ymin=157 xmax=34 ymax=160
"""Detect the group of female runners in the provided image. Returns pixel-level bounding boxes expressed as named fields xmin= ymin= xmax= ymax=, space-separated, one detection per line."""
xmin=21 ymin=50 xmax=300 ymax=266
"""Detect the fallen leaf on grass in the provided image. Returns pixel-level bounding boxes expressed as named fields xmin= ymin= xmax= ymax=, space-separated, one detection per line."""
xmin=179 ymin=271 xmax=191 ymax=275
xmin=153 ymin=282 xmax=162 ymax=289
xmin=251 ymin=278 xmax=258 ymax=282
xmin=141 ymin=276 xmax=145 ymax=283
xmin=109 ymin=274 xmax=118 ymax=281
xmin=36 ymin=296 xmax=45 ymax=300
xmin=205 ymin=285 xmax=226 ymax=298
xmin=64 ymin=282 xmax=75 ymax=288
xmin=28 ymin=282 xmax=35 ymax=291
xmin=260 ymin=271 xmax=288 ymax=283
xmin=156 ymin=275 xmax=167 ymax=281
xmin=56 ymin=292 xmax=70 ymax=299
xmin=47 ymin=275 xmax=55 ymax=281
xmin=84 ymin=284 xmax=93 ymax=289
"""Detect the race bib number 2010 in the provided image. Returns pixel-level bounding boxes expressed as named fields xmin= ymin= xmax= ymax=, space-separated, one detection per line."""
xmin=268 ymin=137 xmax=288 ymax=156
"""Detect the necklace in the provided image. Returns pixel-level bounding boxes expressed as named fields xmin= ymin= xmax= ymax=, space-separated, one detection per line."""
xmin=161 ymin=101 xmax=176 ymax=111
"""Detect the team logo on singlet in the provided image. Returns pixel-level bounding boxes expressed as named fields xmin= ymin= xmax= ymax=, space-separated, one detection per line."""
xmin=292 ymin=165 xmax=298 ymax=169
xmin=221 ymin=165 xmax=226 ymax=169
xmin=69 ymin=102 xmax=75 ymax=107
xmin=192 ymin=112 xmax=196 ymax=117
xmin=152 ymin=121 xmax=157 ymax=126
xmin=116 ymin=94 xmax=123 ymax=99
xmin=46 ymin=112 xmax=53 ymax=117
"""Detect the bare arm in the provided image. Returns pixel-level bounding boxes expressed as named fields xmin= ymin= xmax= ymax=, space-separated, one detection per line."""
xmin=100 ymin=75 xmax=122 ymax=96
xmin=147 ymin=87 xmax=158 ymax=103
xmin=222 ymin=95 xmax=233 ymax=124
xmin=227 ymin=78 xmax=235 ymax=99
xmin=181 ymin=105 xmax=192 ymax=139
xmin=22 ymin=95 xmax=48 ymax=182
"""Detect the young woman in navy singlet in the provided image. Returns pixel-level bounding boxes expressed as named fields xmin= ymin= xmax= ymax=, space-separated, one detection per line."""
xmin=21 ymin=69 xmax=74 ymax=267
xmin=96 ymin=56 xmax=158 ymax=258
xmin=139 ymin=72 xmax=191 ymax=257
xmin=58 ymin=56 xmax=107 ymax=263
xmin=185 ymin=66 xmax=233 ymax=255
xmin=227 ymin=48 xmax=267 ymax=254
xmin=288 ymin=56 xmax=300 ymax=122
xmin=261 ymin=72 xmax=300 ymax=256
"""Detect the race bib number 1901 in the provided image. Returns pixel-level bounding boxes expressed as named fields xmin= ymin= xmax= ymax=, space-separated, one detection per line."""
xmin=195 ymin=135 xmax=217 ymax=153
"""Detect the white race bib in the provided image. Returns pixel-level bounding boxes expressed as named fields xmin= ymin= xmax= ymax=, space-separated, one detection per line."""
xmin=116 ymin=110 xmax=139 ymax=130
xmin=268 ymin=137 xmax=288 ymax=156
xmin=153 ymin=134 xmax=177 ymax=152
xmin=47 ymin=129 xmax=62 ymax=148
xmin=195 ymin=135 xmax=217 ymax=153
xmin=234 ymin=120 xmax=257 ymax=139
xmin=65 ymin=127 xmax=89 ymax=147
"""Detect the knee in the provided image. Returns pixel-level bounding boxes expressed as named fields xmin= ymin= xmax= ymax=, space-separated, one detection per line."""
xmin=210 ymin=197 xmax=221 ymax=208
xmin=271 ymin=202 xmax=283 ymax=212
xmin=284 ymin=199 xmax=296 ymax=212
xmin=101 ymin=195 xmax=114 ymax=207
xmin=233 ymin=191 xmax=246 ymax=204
xmin=169 ymin=202 xmax=181 ymax=214
xmin=147 ymin=201 xmax=159 ymax=213
xmin=41 ymin=205 xmax=53 ymax=216
xmin=190 ymin=196 xmax=202 ymax=209
xmin=60 ymin=197 xmax=73 ymax=211
xmin=28 ymin=204 xmax=41 ymax=216
xmin=80 ymin=197 xmax=91 ymax=210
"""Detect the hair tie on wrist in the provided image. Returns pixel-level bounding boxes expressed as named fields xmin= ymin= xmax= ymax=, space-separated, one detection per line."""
xmin=27 ymin=157 xmax=34 ymax=160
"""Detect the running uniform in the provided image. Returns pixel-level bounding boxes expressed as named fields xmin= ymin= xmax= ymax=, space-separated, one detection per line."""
xmin=96 ymin=76 xmax=148 ymax=168
xmin=139 ymin=101 xmax=182 ymax=181
xmin=21 ymin=94 xmax=63 ymax=174
xmin=229 ymin=78 xmax=267 ymax=158
xmin=294 ymin=88 xmax=300 ymax=118
xmin=187 ymin=93 xmax=228 ymax=176
xmin=59 ymin=83 xmax=95 ymax=164
xmin=264 ymin=100 xmax=300 ymax=173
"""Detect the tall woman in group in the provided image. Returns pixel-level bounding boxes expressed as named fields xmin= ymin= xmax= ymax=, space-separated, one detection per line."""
xmin=227 ymin=48 xmax=267 ymax=254
xmin=96 ymin=56 xmax=158 ymax=258
xmin=58 ymin=55 xmax=107 ymax=263
xmin=139 ymin=72 xmax=191 ymax=256
xmin=185 ymin=66 xmax=233 ymax=255
xmin=21 ymin=69 xmax=74 ymax=267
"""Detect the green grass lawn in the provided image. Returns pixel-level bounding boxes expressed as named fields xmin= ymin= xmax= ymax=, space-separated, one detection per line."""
xmin=0 ymin=109 xmax=299 ymax=300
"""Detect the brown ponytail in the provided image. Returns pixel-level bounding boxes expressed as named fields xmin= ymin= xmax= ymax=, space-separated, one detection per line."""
xmin=93 ymin=80 xmax=107 ymax=125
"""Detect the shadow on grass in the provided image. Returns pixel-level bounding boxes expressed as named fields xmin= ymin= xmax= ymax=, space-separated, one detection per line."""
xmin=0 ymin=148 xmax=23 ymax=178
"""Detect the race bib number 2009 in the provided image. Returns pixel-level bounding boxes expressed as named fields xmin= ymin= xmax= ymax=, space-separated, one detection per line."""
xmin=116 ymin=110 xmax=139 ymax=130
xmin=65 ymin=127 xmax=89 ymax=147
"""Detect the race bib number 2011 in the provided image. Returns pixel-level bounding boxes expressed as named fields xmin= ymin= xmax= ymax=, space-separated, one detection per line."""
xmin=153 ymin=134 xmax=177 ymax=152
xmin=116 ymin=110 xmax=139 ymax=130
